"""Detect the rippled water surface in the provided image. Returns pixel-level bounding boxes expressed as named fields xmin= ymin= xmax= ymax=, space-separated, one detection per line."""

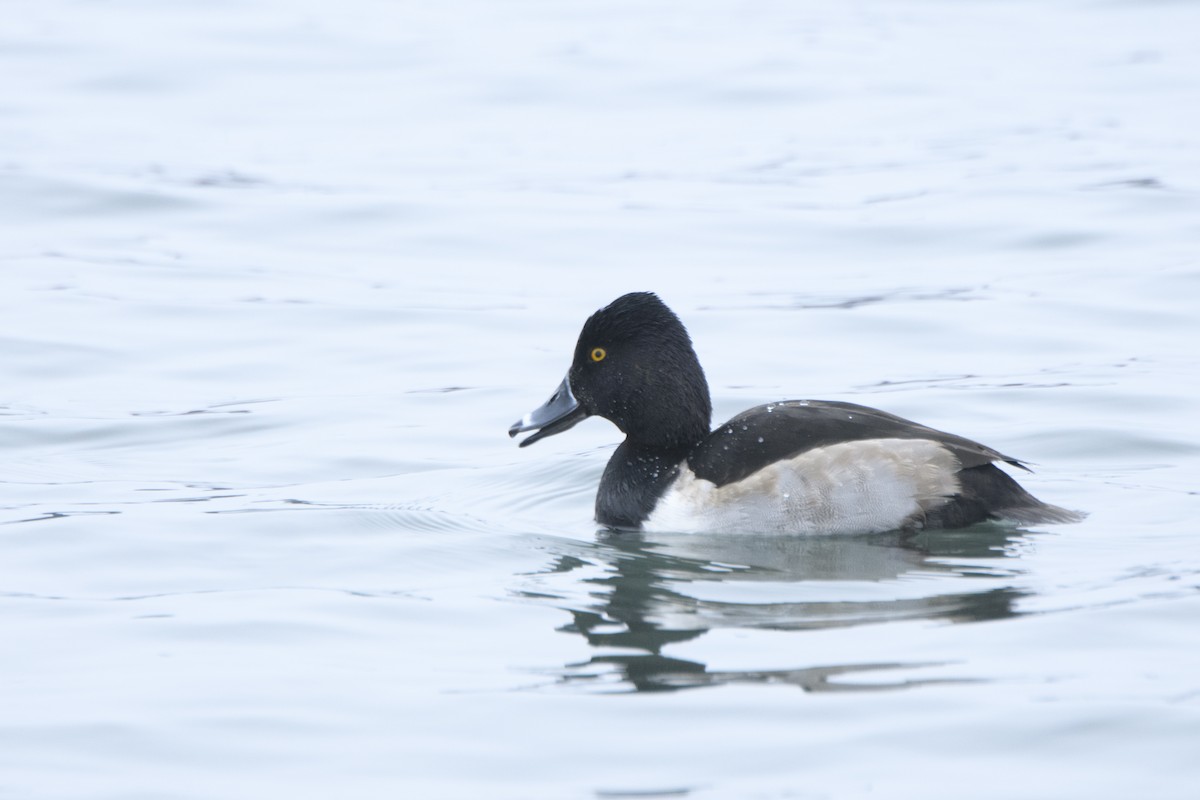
xmin=3 ymin=1 xmax=1199 ymax=798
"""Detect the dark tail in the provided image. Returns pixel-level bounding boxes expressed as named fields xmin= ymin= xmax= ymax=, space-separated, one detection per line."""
xmin=926 ymin=463 xmax=1085 ymax=529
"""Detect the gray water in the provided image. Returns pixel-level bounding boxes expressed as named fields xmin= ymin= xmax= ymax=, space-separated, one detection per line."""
xmin=3 ymin=1 xmax=1199 ymax=798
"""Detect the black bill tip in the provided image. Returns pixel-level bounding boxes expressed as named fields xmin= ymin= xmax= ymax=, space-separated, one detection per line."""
xmin=509 ymin=375 xmax=587 ymax=447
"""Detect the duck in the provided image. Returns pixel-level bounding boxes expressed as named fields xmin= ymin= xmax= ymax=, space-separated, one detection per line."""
xmin=509 ymin=292 xmax=1081 ymax=534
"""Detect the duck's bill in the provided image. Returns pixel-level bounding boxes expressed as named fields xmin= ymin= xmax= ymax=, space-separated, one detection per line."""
xmin=509 ymin=375 xmax=588 ymax=447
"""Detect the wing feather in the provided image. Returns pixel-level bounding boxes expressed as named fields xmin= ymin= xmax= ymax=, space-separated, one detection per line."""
xmin=687 ymin=400 xmax=1027 ymax=488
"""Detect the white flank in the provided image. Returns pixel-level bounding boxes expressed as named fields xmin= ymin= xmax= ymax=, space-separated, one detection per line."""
xmin=643 ymin=438 xmax=961 ymax=535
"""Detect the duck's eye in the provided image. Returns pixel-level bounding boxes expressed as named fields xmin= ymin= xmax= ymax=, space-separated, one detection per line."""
xmin=590 ymin=347 xmax=607 ymax=363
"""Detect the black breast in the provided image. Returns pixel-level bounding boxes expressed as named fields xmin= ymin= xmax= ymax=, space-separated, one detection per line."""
xmin=595 ymin=441 xmax=687 ymax=529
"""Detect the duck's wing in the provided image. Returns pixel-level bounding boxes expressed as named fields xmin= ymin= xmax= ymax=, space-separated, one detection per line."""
xmin=688 ymin=399 xmax=1028 ymax=488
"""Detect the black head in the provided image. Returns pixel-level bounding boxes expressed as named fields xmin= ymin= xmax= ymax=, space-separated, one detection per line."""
xmin=510 ymin=292 xmax=713 ymax=450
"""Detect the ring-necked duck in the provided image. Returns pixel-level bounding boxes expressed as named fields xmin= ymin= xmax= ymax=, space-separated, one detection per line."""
xmin=510 ymin=292 xmax=1081 ymax=534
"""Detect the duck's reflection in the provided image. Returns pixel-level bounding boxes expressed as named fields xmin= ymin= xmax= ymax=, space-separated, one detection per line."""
xmin=542 ymin=525 xmax=1030 ymax=693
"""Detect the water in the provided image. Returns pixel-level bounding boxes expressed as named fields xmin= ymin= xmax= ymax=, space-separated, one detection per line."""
xmin=2 ymin=0 xmax=1199 ymax=797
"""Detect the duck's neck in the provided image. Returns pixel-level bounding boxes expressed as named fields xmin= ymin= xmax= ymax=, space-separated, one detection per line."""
xmin=595 ymin=439 xmax=695 ymax=529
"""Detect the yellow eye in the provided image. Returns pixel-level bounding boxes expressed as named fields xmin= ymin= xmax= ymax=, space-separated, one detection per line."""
xmin=590 ymin=347 xmax=607 ymax=362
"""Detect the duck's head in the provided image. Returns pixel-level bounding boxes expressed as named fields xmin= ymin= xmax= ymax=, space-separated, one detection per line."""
xmin=509 ymin=292 xmax=713 ymax=450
